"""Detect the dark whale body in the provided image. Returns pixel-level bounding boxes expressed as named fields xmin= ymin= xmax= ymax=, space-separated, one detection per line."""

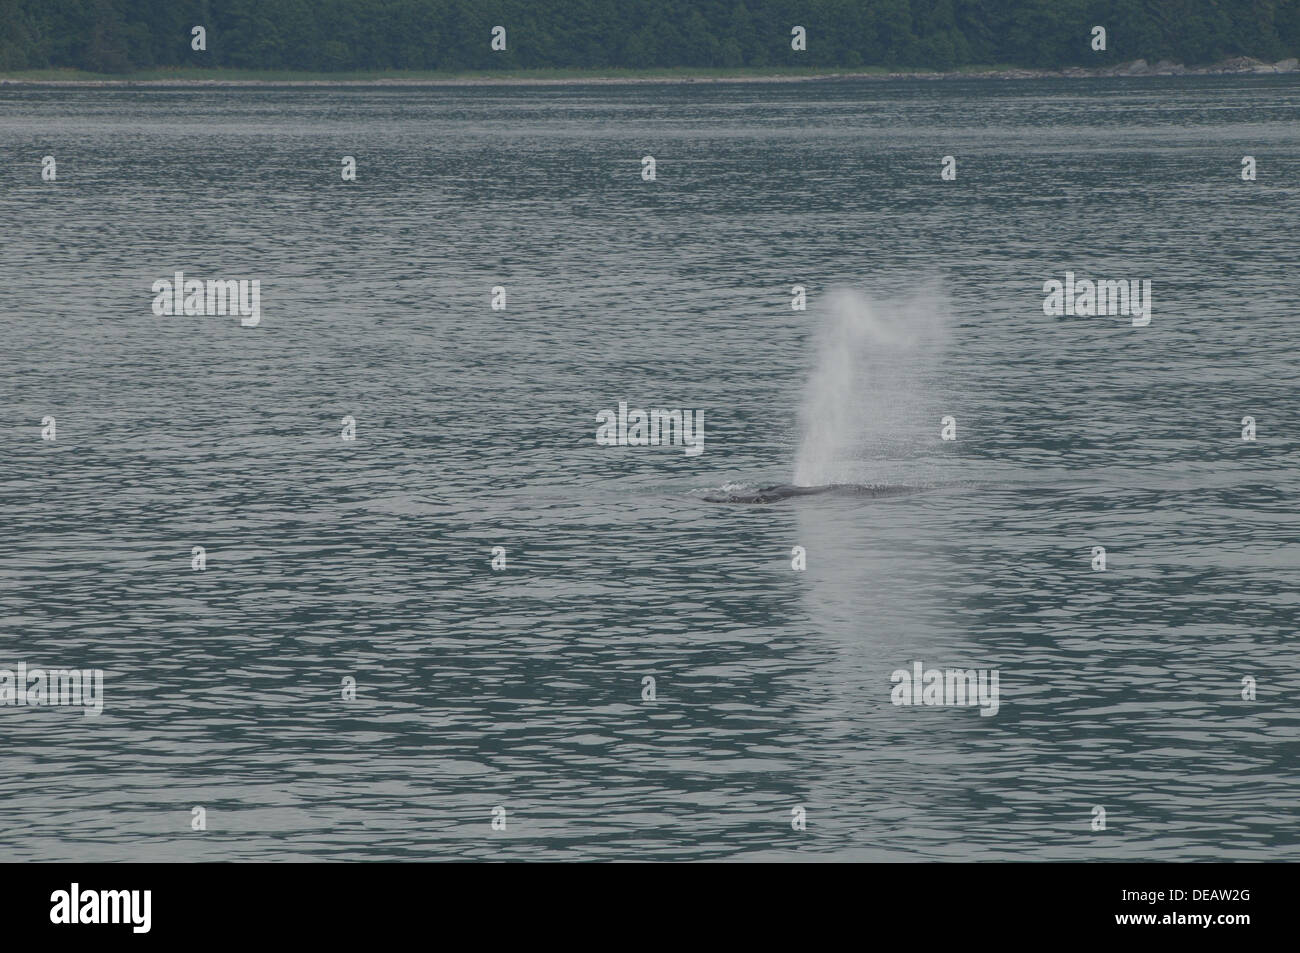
xmin=702 ymin=483 xmax=924 ymax=504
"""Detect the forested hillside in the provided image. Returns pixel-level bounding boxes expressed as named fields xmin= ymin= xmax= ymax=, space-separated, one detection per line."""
xmin=1 ymin=0 xmax=1297 ymax=74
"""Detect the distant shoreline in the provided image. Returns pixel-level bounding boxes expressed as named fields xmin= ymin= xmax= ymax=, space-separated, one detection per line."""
xmin=1 ymin=57 xmax=1297 ymax=87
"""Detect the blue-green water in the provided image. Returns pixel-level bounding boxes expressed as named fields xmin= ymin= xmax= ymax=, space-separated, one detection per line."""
xmin=2 ymin=77 xmax=1298 ymax=861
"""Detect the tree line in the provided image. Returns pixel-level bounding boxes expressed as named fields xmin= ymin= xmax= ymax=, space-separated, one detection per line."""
xmin=1 ymin=0 xmax=1297 ymax=74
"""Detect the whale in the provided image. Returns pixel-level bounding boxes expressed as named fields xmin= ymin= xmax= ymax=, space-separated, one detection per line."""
xmin=701 ymin=483 xmax=926 ymax=504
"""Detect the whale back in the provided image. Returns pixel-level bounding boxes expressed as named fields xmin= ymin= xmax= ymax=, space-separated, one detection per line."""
xmin=702 ymin=483 xmax=922 ymax=504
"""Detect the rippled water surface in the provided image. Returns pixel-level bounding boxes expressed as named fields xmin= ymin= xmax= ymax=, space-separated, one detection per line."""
xmin=2 ymin=77 xmax=1298 ymax=861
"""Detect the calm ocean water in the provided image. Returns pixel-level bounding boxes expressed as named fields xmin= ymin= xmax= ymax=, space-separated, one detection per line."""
xmin=2 ymin=77 xmax=1298 ymax=861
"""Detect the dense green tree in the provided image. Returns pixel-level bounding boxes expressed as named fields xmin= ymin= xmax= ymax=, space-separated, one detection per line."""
xmin=0 ymin=0 xmax=1295 ymax=74
xmin=0 ymin=0 xmax=36 ymax=70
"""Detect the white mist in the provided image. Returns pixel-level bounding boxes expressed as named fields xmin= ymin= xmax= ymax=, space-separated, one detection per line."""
xmin=792 ymin=287 xmax=949 ymax=487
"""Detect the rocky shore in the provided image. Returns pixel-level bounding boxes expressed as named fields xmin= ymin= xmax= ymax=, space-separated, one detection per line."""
xmin=952 ymin=55 xmax=1299 ymax=80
